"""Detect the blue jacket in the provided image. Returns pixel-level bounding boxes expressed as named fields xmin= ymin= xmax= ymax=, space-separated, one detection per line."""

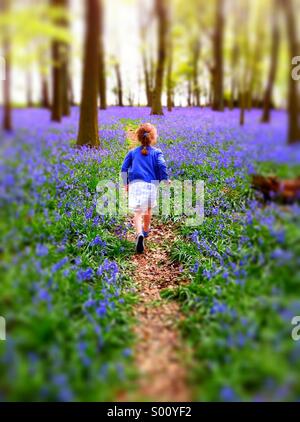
xmin=121 ymin=146 xmax=169 ymax=185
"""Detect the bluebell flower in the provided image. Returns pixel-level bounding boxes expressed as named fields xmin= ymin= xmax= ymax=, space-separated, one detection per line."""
xmin=220 ymin=386 xmax=237 ymax=402
xmin=77 ymin=267 xmax=93 ymax=282
xmin=36 ymin=244 xmax=48 ymax=257
xmin=52 ymin=257 xmax=68 ymax=272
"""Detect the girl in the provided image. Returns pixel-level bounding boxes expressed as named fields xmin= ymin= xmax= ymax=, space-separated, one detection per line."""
xmin=121 ymin=123 xmax=170 ymax=253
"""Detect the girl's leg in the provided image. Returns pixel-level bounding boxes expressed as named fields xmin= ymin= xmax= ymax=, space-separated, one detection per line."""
xmin=133 ymin=210 xmax=143 ymax=235
xmin=143 ymin=207 xmax=152 ymax=232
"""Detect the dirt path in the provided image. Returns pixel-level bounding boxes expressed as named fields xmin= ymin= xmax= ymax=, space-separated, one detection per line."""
xmin=124 ymin=219 xmax=192 ymax=401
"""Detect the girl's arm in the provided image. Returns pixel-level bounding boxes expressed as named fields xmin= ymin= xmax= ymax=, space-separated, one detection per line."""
xmin=121 ymin=151 xmax=133 ymax=185
xmin=157 ymin=150 xmax=169 ymax=182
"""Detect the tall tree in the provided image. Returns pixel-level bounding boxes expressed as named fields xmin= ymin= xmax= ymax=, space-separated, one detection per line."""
xmin=166 ymin=22 xmax=173 ymax=111
xmin=39 ymin=51 xmax=50 ymax=108
xmin=261 ymin=2 xmax=280 ymax=123
xmin=50 ymin=0 xmax=63 ymax=121
xmin=140 ymin=20 xmax=152 ymax=107
xmin=151 ymin=0 xmax=168 ymax=115
xmin=98 ymin=0 xmax=106 ymax=109
xmin=212 ymin=0 xmax=224 ymax=111
xmin=26 ymin=71 xmax=33 ymax=107
xmin=41 ymin=73 xmax=50 ymax=108
xmin=237 ymin=0 xmax=250 ymax=126
xmin=187 ymin=77 xmax=192 ymax=106
xmin=68 ymin=75 xmax=75 ymax=106
xmin=76 ymin=0 xmax=100 ymax=147
xmin=142 ymin=53 xmax=152 ymax=106
xmin=280 ymin=0 xmax=300 ymax=144
xmin=1 ymin=0 xmax=12 ymax=131
xmin=192 ymin=39 xmax=201 ymax=107
xmin=50 ymin=0 xmax=69 ymax=121
xmin=114 ymin=61 xmax=123 ymax=107
xmin=229 ymin=39 xmax=239 ymax=110
xmin=61 ymin=0 xmax=70 ymax=116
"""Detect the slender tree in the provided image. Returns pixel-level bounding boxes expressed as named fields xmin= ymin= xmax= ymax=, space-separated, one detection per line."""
xmin=61 ymin=0 xmax=70 ymax=116
xmin=41 ymin=73 xmax=50 ymax=108
xmin=192 ymin=39 xmax=200 ymax=107
xmin=151 ymin=0 xmax=168 ymax=115
xmin=187 ymin=77 xmax=192 ymax=106
xmin=51 ymin=0 xmax=62 ymax=121
xmin=239 ymin=91 xmax=246 ymax=126
xmin=98 ymin=0 xmax=106 ymax=109
xmin=2 ymin=0 xmax=12 ymax=131
xmin=68 ymin=75 xmax=75 ymax=106
xmin=261 ymin=3 xmax=280 ymax=123
xmin=76 ymin=0 xmax=100 ymax=147
xmin=212 ymin=0 xmax=224 ymax=111
xmin=142 ymin=53 xmax=152 ymax=106
xmin=39 ymin=52 xmax=50 ymax=108
xmin=50 ymin=0 xmax=69 ymax=120
xmin=280 ymin=0 xmax=300 ymax=144
xmin=114 ymin=61 xmax=123 ymax=107
xmin=166 ymin=22 xmax=173 ymax=111
xmin=229 ymin=40 xmax=239 ymax=110
xmin=26 ymin=71 xmax=33 ymax=107
xmin=150 ymin=55 xmax=155 ymax=102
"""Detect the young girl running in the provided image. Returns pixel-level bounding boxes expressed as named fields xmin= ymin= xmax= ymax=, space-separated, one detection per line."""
xmin=121 ymin=123 xmax=170 ymax=253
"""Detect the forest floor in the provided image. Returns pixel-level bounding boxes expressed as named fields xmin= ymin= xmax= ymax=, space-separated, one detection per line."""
xmin=120 ymin=218 xmax=192 ymax=401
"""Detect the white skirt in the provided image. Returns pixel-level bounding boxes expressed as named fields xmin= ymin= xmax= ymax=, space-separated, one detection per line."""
xmin=128 ymin=181 xmax=158 ymax=212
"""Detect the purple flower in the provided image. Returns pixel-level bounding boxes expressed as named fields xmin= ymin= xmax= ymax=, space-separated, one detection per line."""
xmin=52 ymin=257 xmax=68 ymax=273
xmin=220 ymin=386 xmax=237 ymax=402
xmin=36 ymin=244 xmax=48 ymax=257
xmin=77 ymin=267 xmax=94 ymax=282
xmin=96 ymin=303 xmax=107 ymax=317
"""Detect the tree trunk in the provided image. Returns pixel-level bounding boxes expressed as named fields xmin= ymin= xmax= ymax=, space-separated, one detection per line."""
xmin=261 ymin=8 xmax=280 ymax=122
xmin=26 ymin=71 xmax=33 ymax=107
xmin=62 ymin=0 xmax=70 ymax=116
xmin=51 ymin=0 xmax=62 ymax=121
xmin=62 ymin=58 xmax=70 ymax=116
xmin=150 ymin=55 xmax=155 ymax=103
xmin=192 ymin=39 xmax=200 ymax=107
xmin=229 ymin=79 xmax=235 ymax=110
xmin=187 ymin=78 xmax=192 ymax=106
xmin=41 ymin=73 xmax=50 ymax=108
xmin=239 ymin=91 xmax=245 ymax=126
xmin=68 ymin=75 xmax=75 ymax=106
xmin=212 ymin=0 xmax=224 ymax=111
xmin=2 ymin=0 xmax=12 ymax=131
xmin=166 ymin=34 xmax=173 ymax=111
xmin=76 ymin=0 xmax=100 ymax=147
xmin=142 ymin=53 xmax=152 ymax=107
xmin=114 ymin=62 xmax=123 ymax=107
xmin=51 ymin=39 xmax=63 ymax=121
xmin=229 ymin=38 xmax=239 ymax=110
xmin=280 ymin=0 xmax=300 ymax=143
xmin=151 ymin=0 xmax=168 ymax=115
xmin=140 ymin=19 xmax=152 ymax=107
xmin=98 ymin=0 xmax=106 ymax=109
xmin=50 ymin=0 xmax=69 ymax=120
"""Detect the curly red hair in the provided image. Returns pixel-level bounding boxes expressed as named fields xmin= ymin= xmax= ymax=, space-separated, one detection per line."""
xmin=136 ymin=123 xmax=157 ymax=155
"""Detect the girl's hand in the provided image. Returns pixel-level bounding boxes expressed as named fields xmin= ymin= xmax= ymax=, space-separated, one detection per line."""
xmin=124 ymin=185 xmax=129 ymax=192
